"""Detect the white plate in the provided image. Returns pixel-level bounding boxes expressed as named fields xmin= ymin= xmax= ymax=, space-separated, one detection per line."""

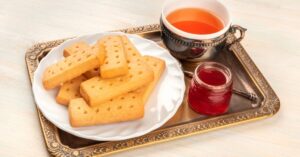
xmin=32 ymin=32 xmax=185 ymax=141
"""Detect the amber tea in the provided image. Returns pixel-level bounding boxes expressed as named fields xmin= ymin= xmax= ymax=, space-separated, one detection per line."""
xmin=166 ymin=8 xmax=224 ymax=34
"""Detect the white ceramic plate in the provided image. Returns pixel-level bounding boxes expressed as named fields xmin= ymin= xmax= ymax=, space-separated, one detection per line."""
xmin=32 ymin=32 xmax=185 ymax=141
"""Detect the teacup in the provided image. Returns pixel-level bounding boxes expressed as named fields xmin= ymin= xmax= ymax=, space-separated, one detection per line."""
xmin=160 ymin=0 xmax=246 ymax=61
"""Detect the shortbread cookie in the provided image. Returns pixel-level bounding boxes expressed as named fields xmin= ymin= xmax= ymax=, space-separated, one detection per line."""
xmin=140 ymin=55 xmax=166 ymax=103
xmin=121 ymin=35 xmax=141 ymax=62
xmin=64 ymin=41 xmax=105 ymax=77
xmin=120 ymin=36 xmax=165 ymax=103
xmin=100 ymin=35 xmax=128 ymax=78
xmin=68 ymin=93 xmax=144 ymax=127
xmin=69 ymin=56 xmax=165 ymax=127
xmin=80 ymin=60 xmax=154 ymax=106
xmin=56 ymin=75 xmax=86 ymax=105
xmin=64 ymin=41 xmax=106 ymax=65
xmin=42 ymin=48 xmax=101 ymax=89
xmin=63 ymin=41 xmax=90 ymax=57
xmin=92 ymin=41 xmax=106 ymax=65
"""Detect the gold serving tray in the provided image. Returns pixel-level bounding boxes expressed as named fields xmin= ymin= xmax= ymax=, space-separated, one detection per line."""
xmin=25 ymin=24 xmax=280 ymax=157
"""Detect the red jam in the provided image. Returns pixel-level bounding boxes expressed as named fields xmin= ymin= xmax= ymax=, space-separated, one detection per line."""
xmin=188 ymin=62 xmax=233 ymax=116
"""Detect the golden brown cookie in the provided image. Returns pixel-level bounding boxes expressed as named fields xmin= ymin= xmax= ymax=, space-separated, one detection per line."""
xmin=56 ymin=75 xmax=86 ymax=105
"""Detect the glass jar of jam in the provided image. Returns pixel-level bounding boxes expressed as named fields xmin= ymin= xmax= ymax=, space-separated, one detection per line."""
xmin=188 ymin=62 xmax=233 ymax=116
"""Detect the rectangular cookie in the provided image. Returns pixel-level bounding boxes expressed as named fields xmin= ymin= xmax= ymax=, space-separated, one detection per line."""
xmin=68 ymin=93 xmax=144 ymax=127
xmin=100 ymin=35 xmax=128 ymax=78
xmin=64 ymin=41 xmax=105 ymax=78
xmin=140 ymin=55 xmax=166 ymax=103
xmin=64 ymin=41 xmax=106 ymax=69
xmin=56 ymin=75 xmax=86 ymax=105
xmin=121 ymin=36 xmax=166 ymax=103
xmin=80 ymin=59 xmax=154 ymax=106
xmin=63 ymin=41 xmax=90 ymax=57
xmin=42 ymin=47 xmax=101 ymax=90
xmin=68 ymin=56 xmax=165 ymax=127
xmin=91 ymin=40 xmax=106 ymax=65
xmin=121 ymin=35 xmax=142 ymax=62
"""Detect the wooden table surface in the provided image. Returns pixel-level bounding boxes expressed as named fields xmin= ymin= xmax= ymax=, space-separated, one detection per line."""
xmin=0 ymin=0 xmax=299 ymax=156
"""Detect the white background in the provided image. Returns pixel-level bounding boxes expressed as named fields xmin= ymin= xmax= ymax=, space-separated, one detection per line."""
xmin=0 ymin=0 xmax=299 ymax=156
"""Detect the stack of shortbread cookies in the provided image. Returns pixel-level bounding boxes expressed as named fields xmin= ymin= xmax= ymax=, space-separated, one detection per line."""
xmin=42 ymin=35 xmax=165 ymax=127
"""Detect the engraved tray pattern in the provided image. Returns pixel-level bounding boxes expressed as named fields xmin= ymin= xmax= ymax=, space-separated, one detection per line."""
xmin=25 ymin=24 xmax=280 ymax=157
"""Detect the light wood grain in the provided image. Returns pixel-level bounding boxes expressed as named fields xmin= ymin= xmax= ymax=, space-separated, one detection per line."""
xmin=0 ymin=0 xmax=299 ymax=156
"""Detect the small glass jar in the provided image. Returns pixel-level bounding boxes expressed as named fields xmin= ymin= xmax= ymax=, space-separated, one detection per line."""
xmin=188 ymin=62 xmax=233 ymax=116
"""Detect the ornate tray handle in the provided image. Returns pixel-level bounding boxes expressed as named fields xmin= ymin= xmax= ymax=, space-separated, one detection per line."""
xmin=229 ymin=25 xmax=247 ymax=44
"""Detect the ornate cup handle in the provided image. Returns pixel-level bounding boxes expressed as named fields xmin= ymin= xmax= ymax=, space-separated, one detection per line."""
xmin=229 ymin=25 xmax=247 ymax=43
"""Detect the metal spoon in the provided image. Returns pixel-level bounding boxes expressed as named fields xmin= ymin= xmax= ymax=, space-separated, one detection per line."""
xmin=183 ymin=70 xmax=258 ymax=103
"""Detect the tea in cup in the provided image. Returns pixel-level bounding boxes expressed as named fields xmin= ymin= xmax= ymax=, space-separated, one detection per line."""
xmin=160 ymin=0 xmax=245 ymax=61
